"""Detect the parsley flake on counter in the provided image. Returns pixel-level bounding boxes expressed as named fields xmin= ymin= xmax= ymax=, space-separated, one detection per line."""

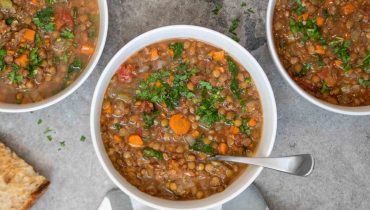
xmin=80 ymin=135 xmax=86 ymax=142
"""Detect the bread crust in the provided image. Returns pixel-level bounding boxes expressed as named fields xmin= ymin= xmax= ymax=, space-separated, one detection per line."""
xmin=20 ymin=180 xmax=50 ymax=210
xmin=0 ymin=142 xmax=50 ymax=210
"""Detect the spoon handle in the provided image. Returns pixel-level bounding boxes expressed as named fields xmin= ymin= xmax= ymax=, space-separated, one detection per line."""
xmin=211 ymin=154 xmax=314 ymax=176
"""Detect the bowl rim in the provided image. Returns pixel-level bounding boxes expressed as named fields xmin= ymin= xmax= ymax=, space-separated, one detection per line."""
xmin=0 ymin=0 xmax=109 ymax=113
xmin=266 ymin=0 xmax=370 ymax=116
xmin=90 ymin=25 xmax=277 ymax=210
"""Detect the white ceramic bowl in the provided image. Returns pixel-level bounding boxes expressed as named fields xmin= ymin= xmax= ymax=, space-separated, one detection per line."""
xmin=266 ymin=0 xmax=370 ymax=115
xmin=91 ymin=25 xmax=277 ymax=210
xmin=0 ymin=1 xmax=108 ymax=113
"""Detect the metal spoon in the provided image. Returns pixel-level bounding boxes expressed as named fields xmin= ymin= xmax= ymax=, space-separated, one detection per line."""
xmin=210 ymin=154 xmax=314 ymax=176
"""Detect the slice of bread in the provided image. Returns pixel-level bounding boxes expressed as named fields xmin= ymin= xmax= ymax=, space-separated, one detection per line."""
xmin=0 ymin=142 xmax=49 ymax=210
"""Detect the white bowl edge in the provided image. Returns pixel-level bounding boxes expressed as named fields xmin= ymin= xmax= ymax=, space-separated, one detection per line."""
xmin=266 ymin=0 xmax=370 ymax=116
xmin=0 ymin=0 xmax=109 ymax=113
xmin=91 ymin=25 xmax=277 ymax=210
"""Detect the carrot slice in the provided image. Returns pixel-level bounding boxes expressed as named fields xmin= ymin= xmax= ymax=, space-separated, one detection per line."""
xmin=150 ymin=48 xmax=159 ymax=61
xmin=169 ymin=114 xmax=191 ymax=135
xmin=15 ymin=54 xmax=28 ymax=68
xmin=334 ymin=60 xmax=342 ymax=68
xmin=342 ymin=4 xmax=355 ymax=15
xmin=218 ymin=143 xmax=228 ymax=155
xmin=24 ymin=29 xmax=36 ymax=42
xmin=212 ymin=51 xmax=225 ymax=61
xmin=113 ymin=134 xmax=122 ymax=143
xmin=316 ymin=16 xmax=324 ymax=26
xmin=315 ymin=45 xmax=325 ymax=55
xmin=80 ymin=44 xmax=95 ymax=55
xmin=299 ymin=12 xmax=309 ymax=21
xmin=128 ymin=134 xmax=143 ymax=147
xmin=230 ymin=126 xmax=240 ymax=134
xmin=248 ymin=118 xmax=257 ymax=127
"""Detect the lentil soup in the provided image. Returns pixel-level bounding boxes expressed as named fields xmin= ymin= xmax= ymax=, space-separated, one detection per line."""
xmin=0 ymin=0 xmax=99 ymax=104
xmin=273 ymin=0 xmax=369 ymax=106
xmin=100 ymin=39 xmax=263 ymax=200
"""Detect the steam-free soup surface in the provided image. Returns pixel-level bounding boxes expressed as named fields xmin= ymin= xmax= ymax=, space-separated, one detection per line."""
xmin=273 ymin=0 xmax=369 ymax=106
xmin=0 ymin=0 xmax=99 ymax=104
xmin=101 ymin=39 xmax=263 ymax=200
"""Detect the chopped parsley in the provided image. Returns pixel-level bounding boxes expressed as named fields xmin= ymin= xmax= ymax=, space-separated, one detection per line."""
xmin=28 ymin=48 xmax=43 ymax=77
xmin=136 ymin=64 xmax=195 ymax=109
xmin=229 ymin=18 xmax=241 ymax=42
xmin=8 ymin=64 xmax=23 ymax=84
xmin=358 ymin=78 xmax=370 ymax=87
xmin=239 ymin=118 xmax=251 ymax=135
xmin=0 ymin=48 xmax=6 ymax=71
xmin=196 ymin=82 xmax=224 ymax=127
xmin=60 ymin=28 xmax=75 ymax=39
xmin=212 ymin=3 xmax=223 ymax=15
xmin=33 ymin=7 xmax=55 ymax=32
xmin=289 ymin=18 xmax=326 ymax=45
xmin=358 ymin=52 xmax=370 ymax=73
xmin=47 ymin=135 xmax=53 ymax=141
xmin=227 ymin=57 xmax=241 ymax=99
xmin=320 ymin=81 xmax=330 ymax=93
xmin=168 ymin=42 xmax=184 ymax=60
xmin=292 ymin=0 xmax=306 ymax=15
xmin=44 ymin=127 xmax=54 ymax=134
xmin=68 ymin=58 xmax=83 ymax=73
xmin=143 ymin=113 xmax=155 ymax=129
xmin=58 ymin=141 xmax=65 ymax=150
xmin=190 ymin=138 xmax=214 ymax=154
xmin=296 ymin=63 xmax=312 ymax=77
xmin=329 ymin=37 xmax=351 ymax=72
xmin=80 ymin=135 xmax=86 ymax=142
xmin=37 ymin=119 xmax=43 ymax=125
xmin=5 ymin=17 xmax=16 ymax=25
xmin=143 ymin=148 xmax=164 ymax=160
xmin=316 ymin=54 xmax=325 ymax=67
xmin=113 ymin=123 xmax=122 ymax=131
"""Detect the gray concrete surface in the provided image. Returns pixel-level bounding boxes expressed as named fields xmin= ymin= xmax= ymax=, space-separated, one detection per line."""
xmin=0 ymin=0 xmax=369 ymax=210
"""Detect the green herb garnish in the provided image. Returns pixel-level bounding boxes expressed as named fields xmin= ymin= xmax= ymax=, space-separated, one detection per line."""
xmin=37 ymin=119 xmax=43 ymax=125
xmin=60 ymin=28 xmax=75 ymax=39
xmin=68 ymin=58 xmax=83 ymax=73
xmin=143 ymin=113 xmax=155 ymax=129
xmin=113 ymin=123 xmax=122 ymax=131
xmin=320 ymin=81 xmax=330 ymax=93
xmin=80 ymin=135 xmax=86 ymax=142
xmin=28 ymin=48 xmax=43 ymax=77
xmin=143 ymin=148 xmax=164 ymax=160
xmin=227 ymin=57 xmax=242 ymax=99
xmin=239 ymin=118 xmax=251 ymax=135
xmin=296 ymin=63 xmax=312 ymax=77
xmin=0 ymin=48 xmax=6 ymax=71
xmin=358 ymin=78 xmax=370 ymax=87
xmin=229 ymin=18 xmax=240 ymax=42
xmin=5 ymin=17 xmax=16 ymax=25
xmin=33 ymin=7 xmax=55 ymax=32
xmin=169 ymin=42 xmax=184 ymax=60
xmin=190 ymin=138 xmax=214 ymax=154
xmin=8 ymin=64 xmax=23 ymax=84
xmin=212 ymin=3 xmax=223 ymax=15
xmin=329 ymin=37 xmax=351 ymax=72
xmin=293 ymin=0 xmax=306 ymax=15
xmin=358 ymin=52 xmax=370 ymax=73
xmin=47 ymin=135 xmax=53 ymax=141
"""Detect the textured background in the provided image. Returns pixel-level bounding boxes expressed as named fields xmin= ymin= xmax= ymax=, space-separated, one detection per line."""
xmin=1 ymin=0 xmax=369 ymax=210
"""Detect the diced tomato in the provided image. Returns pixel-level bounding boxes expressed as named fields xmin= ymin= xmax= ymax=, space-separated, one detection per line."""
xmin=117 ymin=64 xmax=136 ymax=83
xmin=317 ymin=68 xmax=336 ymax=87
xmin=316 ymin=68 xmax=330 ymax=80
xmin=55 ymin=6 xmax=74 ymax=30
